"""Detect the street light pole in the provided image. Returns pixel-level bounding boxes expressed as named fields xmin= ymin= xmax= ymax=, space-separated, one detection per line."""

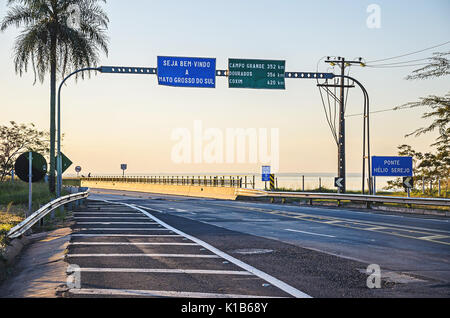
xmin=56 ymin=65 xmax=157 ymax=197
xmin=57 ymin=67 xmax=101 ymax=197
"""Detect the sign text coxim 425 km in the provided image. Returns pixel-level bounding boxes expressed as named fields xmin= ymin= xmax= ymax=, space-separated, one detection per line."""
xmin=228 ymin=58 xmax=286 ymax=90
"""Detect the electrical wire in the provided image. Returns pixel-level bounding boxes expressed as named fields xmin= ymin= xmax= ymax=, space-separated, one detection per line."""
xmin=366 ymin=40 xmax=450 ymax=63
xmin=346 ymin=104 xmax=427 ymax=118
xmin=366 ymin=57 xmax=431 ymax=66
xmin=365 ymin=63 xmax=431 ymax=68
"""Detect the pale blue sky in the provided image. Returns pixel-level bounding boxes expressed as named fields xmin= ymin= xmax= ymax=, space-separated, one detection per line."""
xmin=1 ymin=0 xmax=449 ymax=175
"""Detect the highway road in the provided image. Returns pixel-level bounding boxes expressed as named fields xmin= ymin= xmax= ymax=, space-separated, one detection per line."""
xmin=65 ymin=188 xmax=450 ymax=298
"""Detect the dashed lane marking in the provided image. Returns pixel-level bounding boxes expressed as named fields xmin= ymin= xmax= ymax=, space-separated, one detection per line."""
xmin=285 ymin=229 xmax=336 ymax=238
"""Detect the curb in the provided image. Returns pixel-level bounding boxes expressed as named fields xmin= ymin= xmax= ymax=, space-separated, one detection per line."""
xmin=2 ymin=236 xmax=30 ymax=266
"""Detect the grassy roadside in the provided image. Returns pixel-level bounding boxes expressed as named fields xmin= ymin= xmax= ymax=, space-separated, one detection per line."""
xmin=0 ymin=181 xmax=71 ymax=256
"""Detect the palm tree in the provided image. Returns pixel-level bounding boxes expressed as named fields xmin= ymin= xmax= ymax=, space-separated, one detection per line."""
xmin=1 ymin=0 xmax=109 ymax=193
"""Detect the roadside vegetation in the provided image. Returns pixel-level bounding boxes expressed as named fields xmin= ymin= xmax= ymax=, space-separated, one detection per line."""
xmin=0 ymin=180 xmax=71 ymax=255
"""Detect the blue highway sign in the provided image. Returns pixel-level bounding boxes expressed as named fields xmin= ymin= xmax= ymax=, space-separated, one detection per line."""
xmin=372 ymin=156 xmax=413 ymax=177
xmin=262 ymin=166 xmax=271 ymax=182
xmin=157 ymin=56 xmax=216 ymax=88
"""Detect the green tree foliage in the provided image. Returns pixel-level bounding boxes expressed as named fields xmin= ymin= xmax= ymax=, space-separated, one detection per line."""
xmin=385 ymin=51 xmax=449 ymax=195
xmin=0 ymin=121 xmax=50 ymax=182
xmin=1 ymin=0 xmax=109 ymax=193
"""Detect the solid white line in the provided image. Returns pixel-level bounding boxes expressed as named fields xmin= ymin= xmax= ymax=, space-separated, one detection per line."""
xmin=69 ymin=242 xmax=199 ymax=246
xmin=71 ymin=234 xmax=181 ymax=237
xmin=115 ymin=201 xmax=311 ymax=298
xmin=69 ymin=288 xmax=275 ymax=298
xmin=73 ymin=217 xmax=149 ymax=220
xmin=285 ymin=229 xmax=336 ymax=238
xmin=70 ymin=268 xmax=252 ymax=275
xmin=76 ymin=228 xmax=170 ymax=231
xmin=74 ymin=212 xmax=142 ymax=215
xmin=419 ymin=234 xmax=449 ymax=240
xmin=67 ymin=254 xmax=219 ymax=258
xmin=76 ymin=222 xmax=158 ymax=225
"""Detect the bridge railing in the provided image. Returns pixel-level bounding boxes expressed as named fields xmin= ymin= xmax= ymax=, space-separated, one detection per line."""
xmin=81 ymin=176 xmax=256 ymax=188
xmin=236 ymin=188 xmax=450 ymax=209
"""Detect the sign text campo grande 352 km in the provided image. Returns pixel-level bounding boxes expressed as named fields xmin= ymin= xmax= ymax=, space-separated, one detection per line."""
xmin=229 ymin=58 xmax=286 ymax=90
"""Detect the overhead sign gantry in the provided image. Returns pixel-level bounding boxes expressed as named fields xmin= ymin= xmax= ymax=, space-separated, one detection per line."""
xmin=56 ymin=55 xmax=370 ymax=198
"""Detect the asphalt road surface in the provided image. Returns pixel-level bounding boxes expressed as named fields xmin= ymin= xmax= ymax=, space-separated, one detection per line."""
xmin=65 ymin=188 xmax=450 ymax=298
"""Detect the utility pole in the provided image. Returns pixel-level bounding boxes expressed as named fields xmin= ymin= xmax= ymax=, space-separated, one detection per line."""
xmin=323 ymin=57 xmax=365 ymax=193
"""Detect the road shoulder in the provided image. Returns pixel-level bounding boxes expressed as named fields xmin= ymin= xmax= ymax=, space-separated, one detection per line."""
xmin=0 ymin=228 xmax=71 ymax=298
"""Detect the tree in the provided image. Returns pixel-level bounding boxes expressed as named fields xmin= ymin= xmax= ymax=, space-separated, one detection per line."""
xmin=0 ymin=121 xmax=50 ymax=182
xmin=1 ymin=0 xmax=109 ymax=193
xmin=385 ymin=51 xmax=449 ymax=195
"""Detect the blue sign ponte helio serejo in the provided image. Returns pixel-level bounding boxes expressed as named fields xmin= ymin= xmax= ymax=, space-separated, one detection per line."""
xmin=372 ymin=156 xmax=413 ymax=177
xmin=157 ymin=56 xmax=216 ymax=88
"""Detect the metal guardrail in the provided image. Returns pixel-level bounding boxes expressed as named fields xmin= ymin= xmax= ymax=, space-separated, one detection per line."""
xmin=236 ymin=189 xmax=450 ymax=208
xmin=7 ymin=190 xmax=90 ymax=239
xmin=82 ymin=176 xmax=255 ymax=188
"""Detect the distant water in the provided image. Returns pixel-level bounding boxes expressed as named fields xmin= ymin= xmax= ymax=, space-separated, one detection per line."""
xmin=69 ymin=172 xmax=397 ymax=192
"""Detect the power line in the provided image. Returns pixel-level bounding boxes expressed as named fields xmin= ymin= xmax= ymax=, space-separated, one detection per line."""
xmin=346 ymin=104 xmax=427 ymax=118
xmin=366 ymin=40 xmax=450 ymax=63
xmin=366 ymin=57 xmax=431 ymax=66
xmin=365 ymin=63 xmax=430 ymax=69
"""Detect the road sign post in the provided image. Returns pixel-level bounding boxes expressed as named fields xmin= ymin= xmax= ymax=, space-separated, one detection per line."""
xmin=403 ymin=177 xmax=414 ymax=197
xmin=335 ymin=177 xmax=345 ymax=190
xmin=121 ymin=164 xmax=127 ymax=177
xmin=270 ymin=174 xmax=275 ymax=191
xmin=262 ymin=166 xmax=271 ymax=182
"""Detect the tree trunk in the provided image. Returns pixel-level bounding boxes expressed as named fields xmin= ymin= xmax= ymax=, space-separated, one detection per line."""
xmin=49 ymin=32 xmax=57 ymax=193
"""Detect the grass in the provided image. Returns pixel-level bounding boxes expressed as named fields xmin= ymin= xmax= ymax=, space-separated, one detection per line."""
xmin=0 ymin=181 xmax=72 ymax=255
xmin=62 ymin=178 xmax=81 ymax=187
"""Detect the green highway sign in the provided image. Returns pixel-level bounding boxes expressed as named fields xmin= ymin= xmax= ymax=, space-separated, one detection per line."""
xmin=56 ymin=152 xmax=73 ymax=174
xmin=228 ymin=58 xmax=286 ymax=90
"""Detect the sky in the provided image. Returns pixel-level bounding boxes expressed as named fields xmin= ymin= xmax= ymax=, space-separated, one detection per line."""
xmin=0 ymin=0 xmax=449 ymax=176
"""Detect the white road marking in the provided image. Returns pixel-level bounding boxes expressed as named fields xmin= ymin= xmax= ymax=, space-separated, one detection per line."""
xmin=67 ymin=253 xmax=219 ymax=258
xmin=285 ymin=229 xmax=336 ymax=238
xmin=69 ymin=242 xmax=199 ymax=246
xmin=106 ymin=201 xmax=312 ymax=298
xmin=71 ymin=234 xmax=181 ymax=237
xmin=74 ymin=212 xmax=141 ymax=215
xmin=76 ymin=228 xmax=170 ymax=231
xmin=419 ymin=234 xmax=449 ymax=240
xmin=73 ymin=217 xmax=149 ymax=220
xmin=76 ymin=222 xmax=158 ymax=225
xmin=365 ymin=226 xmax=387 ymax=231
xmin=69 ymin=268 xmax=252 ymax=275
xmin=69 ymin=288 xmax=275 ymax=298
